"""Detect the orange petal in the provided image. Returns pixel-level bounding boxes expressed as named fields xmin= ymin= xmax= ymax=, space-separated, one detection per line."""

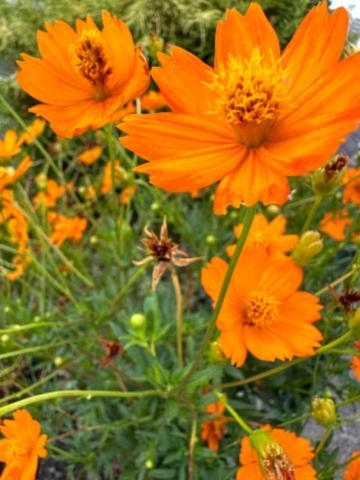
xmin=244 ymin=325 xmax=295 ymax=362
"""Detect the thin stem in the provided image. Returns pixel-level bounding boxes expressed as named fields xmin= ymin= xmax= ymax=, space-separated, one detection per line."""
xmin=0 ymin=388 xmax=164 ymax=417
xmin=221 ymin=331 xmax=352 ymax=389
xmin=174 ymin=205 xmax=257 ymax=392
xmin=215 ymin=392 xmax=253 ymax=435
xmin=188 ymin=415 xmax=197 ymax=480
xmin=171 ymin=268 xmax=184 ymax=368
xmin=302 ymin=195 xmax=322 ymax=232
xmin=316 ymin=266 xmax=359 ymax=296
xmin=315 ymin=429 xmax=332 ymax=457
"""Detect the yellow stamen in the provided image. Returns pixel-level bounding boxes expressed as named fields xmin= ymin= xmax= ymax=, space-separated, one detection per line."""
xmin=70 ymin=29 xmax=112 ymax=101
xmin=208 ymin=51 xmax=286 ymax=147
xmin=245 ymin=291 xmax=279 ymax=327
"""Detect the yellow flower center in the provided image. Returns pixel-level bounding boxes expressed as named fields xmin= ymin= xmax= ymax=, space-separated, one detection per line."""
xmin=244 ymin=291 xmax=279 ymax=327
xmin=251 ymin=231 xmax=266 ymax=247
xmin=208 ymin=51 xmax=285 ymax=147
xmin=70 ymin=29 xmax=112 ymax=101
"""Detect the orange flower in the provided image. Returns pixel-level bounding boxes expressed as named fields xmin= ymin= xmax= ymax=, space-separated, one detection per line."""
xmin=343 ymin=451 xmax=360 ymax=480
xmin=320 ymin=210 xmax=351 ymax=241
xmin=33 ymin=178 xmax=66 ymax=209
xmin=200 ymin=400 xmax=229 ymax=452
xmin=101 ymin=160 xmax=126 ymax=194
xmin=20 ymin=119 xmax=46 ymax=144
xmin=17 ymin=11 xmax=150 ymax=138
xmin=0 ymin=155 xmax=32 ymax=193
xmin=119 ymin=185 xmax=136 ymax=205
xmin=0 ymin=130 xmax=22 ymax=161
xmin=237 ymin=425 xmax=316 ymax=480
xmin=77 ymin=145 xmax=103 ymax=165
xmin=0 ymin=409 xmax=47 ymax=480
xmin=201 ymin=247 xmax=322 ymax=367
xmin=351 ymin=356 xmax=360 ymax=381
xmin=227 ymin=213 xmax=298 ymax=257
xmin=120 ymin=2 xmax=360 ymax=214
xmin=140 ymin=90 xmax=166 ymax=112
xmin=343 ymin=167 xmax=360 ymax=205
xmin=47 ymin=212 xmax=88 ymax=246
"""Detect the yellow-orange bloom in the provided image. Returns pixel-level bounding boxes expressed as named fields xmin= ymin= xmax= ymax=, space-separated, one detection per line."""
xmin=351 ymin=356 xmax=360 ymax=381
xmin=120 ymin=2 xmax=360 ymax=214
xmin=77 ymin=145 xmax=103 ymax=165
xmin=320 ymin=210 xmax=351 ymax=241
xmin=33 ymin=178 xmax=66 ymax=209
xmin=237 ymin=425 xmax=316 ymax=480
xmin=0 ymin=409 xmax=47 ymax=480
xmin=17 ymin=11 xmax=150 ymax=138
xmin=343 ymin=168 xmax=360 ymax=205
xmin=200 ymin=400 xmax=229 ymax=452
xmin=119 ymin=185 xmax=136 ymax=205
xmin=140 ymin=90 xmax=166 ymax=112
xmin=0 ymin=130 xmax=22 ymax=161
xmin=227 ymin=213 xmax=298 ymax=257
xmin=20 ymin=119 xmax=46 ymax=144
xmin=343 ymin=452 xmax=360 ymax=480
xmin=0 ymin=155 xmax=32 ymax=193
xmin=47 ymin=212 xmax=88 ymax=246
xmin=201 ymin=247 xmax=322 ymax=367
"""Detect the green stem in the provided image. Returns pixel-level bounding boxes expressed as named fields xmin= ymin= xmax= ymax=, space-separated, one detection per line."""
xmin=171 ymin=268 xmax=184 ymax=368
xmin=315 ymin=429 xmax=332 ymax=456
xmin=221 ymin=331 xmax=352 ymax=389
xmin=174 ymin=205 xmax=257 ymax=393
xmin=0 ymin=388 xmax=164 ymax=417
xmin=0 ymin=342 xmax=67 ymax=361
xmin=302 ymin=195 xmax=322 ymax=232
xmin=215 ymin=392 xmax=253 ymax=435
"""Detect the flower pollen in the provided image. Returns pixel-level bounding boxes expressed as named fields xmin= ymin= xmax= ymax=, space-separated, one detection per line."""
xmin=70 ymin=29 xmax=112 ymax=100
xmin=262 ymin=443 xmax=295 ymax=480
xmin=209 ymin=51 xmax=285 ymax=147
xmin=245 ymin=291 xmax=279 ymax=327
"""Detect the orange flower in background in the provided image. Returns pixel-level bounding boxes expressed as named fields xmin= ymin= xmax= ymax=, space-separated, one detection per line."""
xmin=351 ymin=356 xmax=360 ymax=381
xmin=101 ymin=160 xmax=126 ymax=194
xmin=20 ymin=119 xmax=46 ymax=144
xmin=227 ymin=213 xmax=298 ymax=257
xmin=343 ymin=167 xmax=360 ymax=205
xmin=0 ymin=130 xmax=22 ymax=161
xmin=201 ymin=247 xmax=322 ymax=367
xmin=320 ymin=210 xmax=351 ymax=241
xmin=0 ymin=409 xmax=47 ymax=480
xmin=17 ymin=11 xmax=149 ymax=138
xmin=0 ymin=155 xmax=32 ymax=193
xmin=33 ymin=178 xmax=66 ymax=209
xmin=237 ymin=425 xmax=316 ymax=480
xmin=200 ymin=400 xmax=229 ymax=452
xmin=47 ymin=212 xmax=88 ymax=246
xmin=343 ymin=451 xmax=360 ymax=480
xmin=119 ymin=185 xmax=136 ymax=205
xmin=120 ymin=2 xmax=360 ymax=214
xmin=77 ymin=145 xmax=103 ymax=165
xmin=140 ymin=90 xmax=166 ymax=112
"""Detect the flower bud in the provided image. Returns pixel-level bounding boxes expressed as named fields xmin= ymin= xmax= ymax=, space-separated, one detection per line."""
xmin=292 ymin=231 xmax=323 ymax=267
xmin=150 ymin=202 xmax=161 ymax=212
xmin=311 ymin=396 xmax=337 ymax=426
xmin=209 ymin=340 xmax=226 ymax=363
xmin=130 ymin=313 xmax=146 ymax=329
xmin=205 ymin=234 xmax=216 ymax=246
xmin=250 ymin=430 xmax=295 ymax=479
xmin=266 ymin=205 xmax=281 ymax=218
xmin=54 ymin=356 xmax=64 ymax=367
xmin=312 ymin=154 xmax=348 ymax=196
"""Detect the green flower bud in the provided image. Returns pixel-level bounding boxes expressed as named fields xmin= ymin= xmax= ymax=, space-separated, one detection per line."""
xmin=292 ymin=231 xmax=323 ymax=267
xmin=311 ymin=396 xmax=337 ymax=426
xmin=205 ymin=234 xmax=216 ymax=246
xmin=312 ymin=154 xmax=348 ymax=196
xmin=130 ymin=313 xmax=146 ymax=329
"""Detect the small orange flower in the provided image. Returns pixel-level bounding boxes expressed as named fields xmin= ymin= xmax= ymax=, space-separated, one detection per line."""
xmin=237 ymin=425 xmax=316 ymax=480
xmin=101 ymin=160 xmax=126 ymax=194
xmin=33 ymin=178 xmax=66 ymax=209
xmin=343 ymin=167 xmax=360 ymax=205
xmin=343 ymin=451 xmax=360 ymax=480
xmin=119 ymin=185 xmax=136 ymax=205
xmin=120 ymin=2 xmax=360 ymax=214
xmin=351 ymin=356 xmax=360 ymax=381
xmin=227 ymin=214 xmax=298 ymax=257
xmin=0 ymin=155 xmax=32 ymax=193
xmin=200 ymin=400 xmax=229 ymax=452
xmin=17 ymin=11 xmax=150 ymax=138
xmin=0 ymin=130 xmax=22 ymax=161
xmin=320 ymin=210 xmax=351 ymax=241
xmin=201 ymin=247 xmax=322 ymax=367
xmin=0 ymin=409 xmax=47 ymax=480
xmin=47 ymin=212 xmax=88 ymax=246
xmin=77 ymin=145 xmax=103 ymax=165
xmin=20 ymin=119 xmax=46 ymax=144
xmin=140 ymin=90 xmax=166 ymax=112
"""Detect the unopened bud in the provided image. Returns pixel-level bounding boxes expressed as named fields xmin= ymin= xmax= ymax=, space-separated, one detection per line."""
xmin=1 ymin=334 xmax=10 ymax=343
xmin=130 ymin=313 xmax=146 ymax=329
xmin=35 ymin=173 xmax=47 ymax=190
xmin=145 ymin=459 xmax=154 ymax=470
xmin=54 ymin=356 xmax=64 ymax=367
xmin=312 ymin=155 xmax=348 ymax=196
xmin=250 ymin=430 xmax=295 ymax=480
xmin=205 ymin=234 xmax=216 ymax=246
xmin=311 ymin=396 xmax=337 ymax=426
xmin=209 ymin=340 xmax=226 ymax=363
xmin=266 ymin=205 xmax=281 ymax=218
xmin=292 ymin=231 xmax=323 ymax=267
xmin=150 ymin=202 xmax=160 ymax=212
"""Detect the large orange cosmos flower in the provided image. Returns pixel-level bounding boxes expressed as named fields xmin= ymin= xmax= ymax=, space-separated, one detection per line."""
xmin=343 ymin=452 xmax=360 ymax=480
xmin=237 ymin=425 xmax=316 ymax=480
xmin=120 ymin=2 xmax=360 ymax=214
xmin=0 ymin=409 xmax=47 ymax=480
xmin=201 ymin=247 xmax=322 ymax=367
xmin=17 ymin=11 xmax=149 ymax=138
